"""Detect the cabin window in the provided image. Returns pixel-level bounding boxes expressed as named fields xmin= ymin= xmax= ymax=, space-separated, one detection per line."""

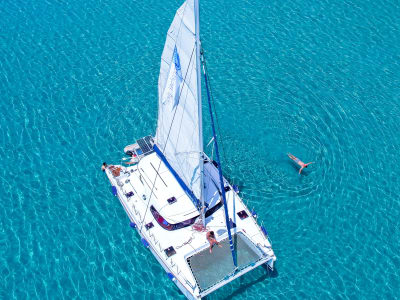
xmin=167 ymin=196 xmax=177 ymax=205
xmin=145 ymin=222 xmax=154 ymax=230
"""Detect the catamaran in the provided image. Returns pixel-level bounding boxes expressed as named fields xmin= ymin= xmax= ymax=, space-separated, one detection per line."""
xmin=103 ymin=0 xmax=276 ymax=298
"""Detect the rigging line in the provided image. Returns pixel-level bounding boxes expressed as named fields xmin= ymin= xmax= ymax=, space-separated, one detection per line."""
xmin=139 ymin=46 xmax=197 ymax=232
xmin=201 ymin=47 xmax=228 ymax=165
xmin=202 ymin=51 xmax=238 ymax=268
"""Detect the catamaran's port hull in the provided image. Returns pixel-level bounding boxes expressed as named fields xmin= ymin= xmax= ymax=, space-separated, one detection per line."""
xmin=110 ymin=181 xmax=199 ymax=299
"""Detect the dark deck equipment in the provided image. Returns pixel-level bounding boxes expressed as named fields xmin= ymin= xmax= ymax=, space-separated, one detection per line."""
xmin=136 ymin=136 xmax=154 ymax=156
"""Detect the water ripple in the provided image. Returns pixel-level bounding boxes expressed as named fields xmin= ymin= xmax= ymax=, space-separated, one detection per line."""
xmin=1 ymin=0 xmax=400 ymax=298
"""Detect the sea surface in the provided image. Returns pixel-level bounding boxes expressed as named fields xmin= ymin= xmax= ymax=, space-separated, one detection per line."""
xmin=1 ymin=0 xmax=400 ymax=298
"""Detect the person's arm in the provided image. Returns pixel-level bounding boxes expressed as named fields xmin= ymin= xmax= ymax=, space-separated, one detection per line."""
xmin=305 ymin=162 xmax=314 ymax=167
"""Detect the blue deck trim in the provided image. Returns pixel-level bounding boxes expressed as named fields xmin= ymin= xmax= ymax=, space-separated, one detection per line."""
xmin=261 ymin=226 xmax=268 ymax=237
xmin=111 ymin=186 xmax=117 ymax=196
xmin=153 ymin=144 xmax=201 ymax=210
xmin=130 ymin=222 xmax=137 ymax=228
xmin=167 ymin=273 xmax=175 ymax=280
xmin=141 ymin=238 xmax=149 ymax=248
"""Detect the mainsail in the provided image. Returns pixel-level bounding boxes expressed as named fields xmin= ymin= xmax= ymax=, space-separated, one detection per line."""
xmin=156 ymin=0 xmax=203 ymax=204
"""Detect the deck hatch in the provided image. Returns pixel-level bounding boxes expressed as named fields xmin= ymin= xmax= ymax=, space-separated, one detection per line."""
xmin=237 ymin=210 xmax=249 ymax=220
xmin=167 ymin=196 xmax=177 ymax=205
xmin=145 ymin=222 xmax=154 ymax=230
xmin=164 ymin=246 xmax=176 ymax=257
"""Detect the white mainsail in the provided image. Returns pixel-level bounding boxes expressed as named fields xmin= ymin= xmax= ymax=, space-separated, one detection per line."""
xmin=156 ymin=0 xmax=203 ymax=203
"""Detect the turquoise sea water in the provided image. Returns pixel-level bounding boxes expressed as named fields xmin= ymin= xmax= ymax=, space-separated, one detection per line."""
xmin=1 ymin=0 xmax=400 ymax=298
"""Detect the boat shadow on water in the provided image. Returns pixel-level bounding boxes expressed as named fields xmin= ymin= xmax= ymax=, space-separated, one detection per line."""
xmin=217 ymin=265 xmax=279 ymax=300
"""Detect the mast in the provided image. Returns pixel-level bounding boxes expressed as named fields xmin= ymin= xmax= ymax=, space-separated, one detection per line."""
xmin=194 ymin=0 xmax=205 ymax=225
xmin=201 ymin=57 xmax=238 ymax=268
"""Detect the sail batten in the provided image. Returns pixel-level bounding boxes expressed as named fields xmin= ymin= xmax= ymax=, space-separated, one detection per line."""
xmin=156 ymin=0 xmax=203 ymax=206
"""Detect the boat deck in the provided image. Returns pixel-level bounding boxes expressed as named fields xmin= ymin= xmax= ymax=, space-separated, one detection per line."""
xmin=105 ymin=150 xmax=275 ymax=299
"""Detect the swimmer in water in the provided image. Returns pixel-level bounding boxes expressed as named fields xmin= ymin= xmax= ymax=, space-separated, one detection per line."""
xmin=288 ymin=153 xmax=314 ymax=174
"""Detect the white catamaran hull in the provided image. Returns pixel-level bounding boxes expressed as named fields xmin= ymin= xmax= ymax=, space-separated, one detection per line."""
xmin=104 ymin=142 xmax=276 ymax=299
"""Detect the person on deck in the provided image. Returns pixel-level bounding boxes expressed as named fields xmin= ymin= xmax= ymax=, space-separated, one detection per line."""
xmin=206 ymin=231 xmax=222 ymax=253
xmin=124 ymin=151 xmax=138 ymax=165
xmin=101 ymin=162 xmax=121 ymax=177
xmin=288 ymin=153 xmax=314 ymax=174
